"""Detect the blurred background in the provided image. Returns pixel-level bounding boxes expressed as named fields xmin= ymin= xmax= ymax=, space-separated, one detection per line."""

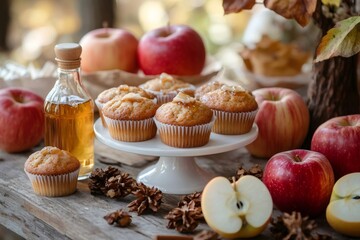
xmin=0 ymin=0 xmax=319 ymax=68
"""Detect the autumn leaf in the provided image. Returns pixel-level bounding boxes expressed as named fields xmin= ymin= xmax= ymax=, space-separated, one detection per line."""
xmin=315 ymin=16 xmax=360 ymax=62
xmin=321 ymin=0 xmax=341 ymax=7
xmin=264 ymin=0 xmax=317 ymax=27
xmin=223 ymin=0 xmax=256 ymax=14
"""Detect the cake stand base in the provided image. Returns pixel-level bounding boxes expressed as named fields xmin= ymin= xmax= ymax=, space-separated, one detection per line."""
xmin=137 ymin=156 xmax=215 ymax=194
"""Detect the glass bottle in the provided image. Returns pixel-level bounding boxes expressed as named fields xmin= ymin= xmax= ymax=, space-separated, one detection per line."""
xmin=44 ymin=43 xmax=94 ymax=180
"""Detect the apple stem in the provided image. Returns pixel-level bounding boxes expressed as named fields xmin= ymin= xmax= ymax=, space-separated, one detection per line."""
xmin=353 ymin=195 xmax=360 ymax=200
xmin=103 ymin=21 xmax=108 ymax=35
xmin=294 ymin=155 xmax=302 ymax=162
xmin=166 ymin=21 xmax=171 ymax=35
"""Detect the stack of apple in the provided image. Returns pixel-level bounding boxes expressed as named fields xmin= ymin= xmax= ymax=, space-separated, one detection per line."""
xmin=79 ymin=24 xmax=206 ymax=76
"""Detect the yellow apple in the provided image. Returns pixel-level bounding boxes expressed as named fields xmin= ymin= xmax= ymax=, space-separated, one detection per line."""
xmin=326 ymin=172 xmax=360 ymax=237
xmin=201 ymin=176 xmax=273 ymax=238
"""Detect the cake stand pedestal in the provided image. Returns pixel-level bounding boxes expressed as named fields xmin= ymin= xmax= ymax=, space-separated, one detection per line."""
xmin=94 ymin=119 xmax=258 ymax=194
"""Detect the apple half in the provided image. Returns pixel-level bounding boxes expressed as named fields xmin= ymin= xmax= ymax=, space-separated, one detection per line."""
xmin=326 ymin=172 xmax=360 ymax=237
xmin=201 ymin=176 xmax=273 ymax=238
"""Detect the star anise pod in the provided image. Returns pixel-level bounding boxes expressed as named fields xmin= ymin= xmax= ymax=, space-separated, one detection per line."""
xmin=270 ymin=211 xmax=332 ymax=240
xmin=127 ymin=182 xmax=163 ymax=215
xmin=231 ymin=164 xmax=263 ymax=182
xmin=104 ymin=172 xmax=136 ymax=198
xmin=88 ymin=166 xmax=122 ymax=195
xmin=178 ymin=192 xmax=202 ymax=208
xmin=104 ymin=209 xmax=132 ymax=227
xmin=165 ymin=200 xmax=203 ymax=233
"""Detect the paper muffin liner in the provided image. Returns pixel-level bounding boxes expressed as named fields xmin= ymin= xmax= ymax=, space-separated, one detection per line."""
xmin=104 ymin=116 xmax=157 ymax=142
xmin=212 ymin=109 xmax=258 ymax=135
xmin=154 ymin=117 xmax=215 ymax=148
xmin=95 ymin=98 xmax=107 ymax=128
xmin=25 ymin=168 xmax=80 ymax=197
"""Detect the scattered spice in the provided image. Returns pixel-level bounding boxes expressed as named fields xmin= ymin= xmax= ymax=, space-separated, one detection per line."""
xmin=270 ymin=211 xmax=332 ymax=240
xmin=231 ymin=164 xmax=263 ymax=182
xmin=128 ymin=182 xmax=163 ymax=215
xmin=88 ymin=166 xmax=136 ymax=198
xmin=165 ymin=200 xmax=203 ymax=233
xmin=104 ymin=209 xmax=132 ymax=227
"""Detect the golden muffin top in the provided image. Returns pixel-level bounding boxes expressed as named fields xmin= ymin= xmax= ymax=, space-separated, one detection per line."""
xmin=194 ymin=81 xmax=225 ymax=99
xmin=139 ymin=73 xmax=195 ymax=96
xmin=24 ymin=146 xmax=80 ymax=175
xmin=200 ymin=85 xmax=258 ymax=112
xmin=97 ymin=84 xmax=155 ymax=104
xmin=155 ymin=92 xmax=213 ymax=126
xmin=102 ymin=92 xmax=159 ymax=120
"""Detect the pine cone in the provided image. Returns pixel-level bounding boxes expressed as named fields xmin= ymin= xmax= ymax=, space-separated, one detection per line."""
xmin=165 ymin=200 xmax=203 ymax=233
xmin=104 ymin=209 xmax=132 ymax=227
xmin=128 ymin=182 xmax=163 ymax=215
xmin=178 ymin=192 xmax=202 ymax=208
xmin=88 ymin=166 xmax=122 ymax=195
xmin=270 ymin=211 xmax=332 ymax=240
xmin=232 ymin=164 xmax=263 ymax=182
xmin=104 ymin=172 xmax=136 ymax=198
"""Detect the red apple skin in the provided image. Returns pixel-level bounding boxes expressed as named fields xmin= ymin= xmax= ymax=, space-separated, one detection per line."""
xmin=137 ymin=24 xmax=206 ymax=76
xmin=263 ymin=149 xmax=335 ymax=217
xmin=80 ymin=28 xmax=138 ymax=73
xmin=0 ymin=88 xmax=45 ymax=153
xmin=245 ymin=87 xmax=309 ymax=158
xmin=311 ymin=114 xmax=360 ymax=180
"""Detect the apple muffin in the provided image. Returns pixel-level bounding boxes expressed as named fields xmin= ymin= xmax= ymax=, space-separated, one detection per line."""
xmin=95 ymin=84 xmax=155 ymax=127
xmin=194 ymin=80 xmax=225 ymax=99
xmin=102 ymin=92 xmax=158 ymax=142
xmin=200 ymin=85 xmax=258 ymax=134
xmin=24 ymin=146 xmax=80 ymax=197
xmin=139 ymin=73 xmax=196 ymax=104
xmin=154 ymin=92 xmax=214 ymax=148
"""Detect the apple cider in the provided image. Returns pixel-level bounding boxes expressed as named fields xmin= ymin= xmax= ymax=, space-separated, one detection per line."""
xmin=45 ymin=99 xmax=94 ymax=178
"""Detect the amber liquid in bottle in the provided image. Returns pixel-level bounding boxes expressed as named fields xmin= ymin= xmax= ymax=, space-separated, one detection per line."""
xmin=44 ymin=97 xmax=94 ymax=179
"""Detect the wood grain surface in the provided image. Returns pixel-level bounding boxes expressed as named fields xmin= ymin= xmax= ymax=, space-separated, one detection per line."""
xmin=0 ymin=140 xmax=353 ymax=240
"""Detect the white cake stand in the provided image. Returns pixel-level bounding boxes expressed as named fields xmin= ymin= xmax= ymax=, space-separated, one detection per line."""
xmin=94 ymin=119 xmax=258 ymax=194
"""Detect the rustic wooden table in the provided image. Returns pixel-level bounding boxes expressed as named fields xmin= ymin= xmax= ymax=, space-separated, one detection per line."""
xmin=0 ymin=124 xmax=354 ymax=240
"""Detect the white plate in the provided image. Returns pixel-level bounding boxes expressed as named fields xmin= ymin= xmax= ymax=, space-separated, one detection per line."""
xmin=94 ymin=118 xmax=258 ymax=194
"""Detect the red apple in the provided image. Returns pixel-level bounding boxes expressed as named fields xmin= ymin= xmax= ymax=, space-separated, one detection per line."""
xmin=245 ymin=87 xmax=309 ymax=158
xmin=263 ymin=149 xmax=335 ymax=217
xmin=311 ymin=114 xmax=360 ymax=179
xmin=79 ymin=28 xmax=138 ymax=73
xmin=0 ymin=88 xmax=45 ymax=153
xmin=137 ymin=24 xmax=206 ymax=76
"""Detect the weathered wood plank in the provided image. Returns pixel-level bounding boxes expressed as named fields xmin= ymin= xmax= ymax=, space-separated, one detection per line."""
xmin=0 ymin=146 xmax=350 ymax=240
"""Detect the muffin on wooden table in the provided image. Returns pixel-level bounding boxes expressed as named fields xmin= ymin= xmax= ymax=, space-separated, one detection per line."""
xmin=102 ymin=92 xmax=158 ymax=142
xmin=95 ymin=84 xmax=155 ymax=127
xmin=139 ymin=73 xmax=195 ymax=104
xmin=24 ymin=146 xmax=80 ymax=197
xmin=200 ymin=85 xmax=258 ymax=135
xmin=154 ymin=92 xmax=214 ymax=148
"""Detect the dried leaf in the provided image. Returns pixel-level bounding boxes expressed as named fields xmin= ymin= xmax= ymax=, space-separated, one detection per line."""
xmin=315 ymin=16 xmax=360 ymax=62
xmin=223 ymin=0 xmax=256 ymax=14
xmin=264 ymin=0 xmax=317 ymax=27
xmin=321 ymin=0 xmax=341 ymax=7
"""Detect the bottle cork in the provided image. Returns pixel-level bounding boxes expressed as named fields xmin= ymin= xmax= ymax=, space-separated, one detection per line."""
xmin=54 ymin=43 xmax=82 ymax=69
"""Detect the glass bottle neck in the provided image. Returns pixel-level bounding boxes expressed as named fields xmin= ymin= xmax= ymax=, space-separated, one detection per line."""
xmin=57 ymin=67 xmax=81 ymax=84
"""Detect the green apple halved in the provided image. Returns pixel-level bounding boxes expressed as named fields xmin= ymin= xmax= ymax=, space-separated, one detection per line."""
xmin=201 ymin=175 xmax=273 ymax=238
xmin=326 ymin=172 xmax=360 ymax=237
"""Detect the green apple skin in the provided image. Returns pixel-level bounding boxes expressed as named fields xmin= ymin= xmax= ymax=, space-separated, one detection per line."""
xmin=326 ymin=173 xmax=360 ymax=237
xmin=214 ymin=219 xmax=270 ymax=239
